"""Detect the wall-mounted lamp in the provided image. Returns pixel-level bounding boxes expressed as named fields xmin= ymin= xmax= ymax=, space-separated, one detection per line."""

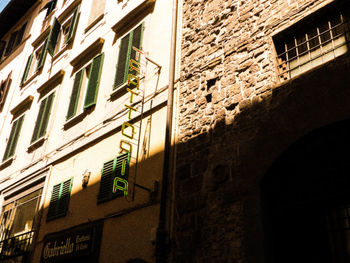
xmin=82 ymin=170 xmax=91 ymax=188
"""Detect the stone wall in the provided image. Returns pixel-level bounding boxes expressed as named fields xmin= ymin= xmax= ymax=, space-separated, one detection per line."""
xmin=173 ymin=0 xmax=350 ymax=262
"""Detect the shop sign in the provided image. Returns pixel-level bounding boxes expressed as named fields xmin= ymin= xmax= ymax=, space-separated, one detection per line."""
xmin=41 ymin=221 xmax=103 ymax=263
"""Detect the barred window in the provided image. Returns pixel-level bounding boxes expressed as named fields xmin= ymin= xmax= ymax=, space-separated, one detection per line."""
xmin=274 ymin=3 xmax=350 ymax=82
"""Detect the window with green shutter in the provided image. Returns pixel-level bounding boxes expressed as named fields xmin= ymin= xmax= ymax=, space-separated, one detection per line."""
xmin=3 ymin=115 xmax=24 ymax=162
xmin=98 ymin=152 xmax=130 ymax=203
xmin=113 ymin=23 xmax=143 ymax=90
xmin=47 ymin=179 xmax=72 ymax=221
xmin=31 ymin=92 xmax=55 ymax=143
xmin=66 ymin=53 xmax=104 ymax=120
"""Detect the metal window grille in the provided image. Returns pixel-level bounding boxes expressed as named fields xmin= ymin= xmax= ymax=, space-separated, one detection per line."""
xmin=0 ymin=230 xmax=35 ymax=260
xmin=275 ymin=10 xmax=350 ymax=82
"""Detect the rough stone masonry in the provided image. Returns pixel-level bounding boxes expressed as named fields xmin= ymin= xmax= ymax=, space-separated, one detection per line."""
xmin=172 ymin=0 xmax=350 ymax=262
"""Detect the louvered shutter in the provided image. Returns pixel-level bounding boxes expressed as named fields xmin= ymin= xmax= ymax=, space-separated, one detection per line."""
xmin=31 ymin=98 xmax=46 ymax=142
xmin=130 ymin=23 xmax=143 ymax=64
xmin=84 ymin=53 xmax=104 ymax=109
xmin=56 ymin=179 xmax=72 ymax=217
xmin=3 ymin=115 xmax=24 ymax=161
xmin=14 ymin=23 xmax=27 ymax=47
xmin=37 ymin=39 xmax=49 ymax=72
xmin=113 ymin=34 xmax=130 ymax=89
xmin=66 ymin=69 xmax=83 ymax=120
xmin=98 ymin=159 xmax=116 ymax=203
xmin=66 ymin=5 xmax=80 ymax=44
xmin=38 ymin=92 xmax=54 ymax=138
xmin=0 ymin=40 xmax=6 ymax=58
xmin=47 ymin=18 xmax=60 ymax=56
xmin=21 ymin=54 xmax=33 ymax=86
xmin=0 ymin=72 xmax=11 ymax=110
xmin=47 ymin=184 xmax=61 ymax=220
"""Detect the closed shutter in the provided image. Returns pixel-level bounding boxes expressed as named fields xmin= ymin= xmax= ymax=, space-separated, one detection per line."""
xmin=31 ymin=92 xmax=54 ymax=142
xmin=14 ymin=23 xmax=27 ymax=47
xmin=98 ymin=159 xmax=116 ymax=203
xmin=38 ymin=92 xmax=54 ymax=138
xmin=47 ymin=18 xmax=60 ymax=56
xmin=113 ymin=34 xmax=130 ymax=89
xmin=21 ymin=54 xmax=33 ymax=86
xmin=3 ymin=115 xmax=24 ymax=161
xmin=0 ymin=40 xmax=6 ymax=59
xmin=66 ymin=69 xmax=83 ymax=120
xmin=113 ymin=24 xmax=143 ymax=90
xmin=37 ymin=39 xmax=49 ymax=72
xmin=4 ymin=32 xmax=17 ymax=56
xmin=47 ymin=179 xmax=72 ymax=221
xmin=84 ymin=53 xmax=104 ymax=109
xmin=66 ymin=5 xmax=80 ymax=44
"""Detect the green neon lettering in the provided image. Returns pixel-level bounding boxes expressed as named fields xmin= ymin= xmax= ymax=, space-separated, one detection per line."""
xmin=126 ymin=87 xmax=139 ymax=103
xmin=127 ymin=74 xmax=139 ymax=88
xmin=121 ymin=159 xmax=127 ymax=176
xmin=124 ymin=104 xmax=137 ymax=119
xmin=119 ymin=140 xmax=132 ymax=155
xmin=113 ymin=177 xmax=128 ymax=196
xmin=129 ymin=59 xmax=140 ymax=73
xmin=132 ymin=46 xmax=144 ymax=61
xmin=121 ymin=122 xmax=135 ymax=139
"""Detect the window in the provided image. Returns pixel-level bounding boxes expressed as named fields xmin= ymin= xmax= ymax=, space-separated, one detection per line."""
xmin=2 ymin=115 xmax=24 ymax=162
xmin=43 ymin=0 xmax=57 ymax=18
xmin=46 ymin=179 xmax=72 ymax=221
xmin=0 ymin=72 xmax=11 ymax=111
xmin=114 ymin=23 xmax=143 ymax=90
xmin=66 ymin=53 xmax=104 ymax=120
xmin=21 ymin=42 xmax=47 ymax=85
xmin=0 ymin=23 xmax=27 ymax=60
xmin=0 ymin=189 xmax=42 ymax=259
xmin=49 ymin=5 xmax=80 ymax=55
xmin=274 ymin=4 xmax=350 ymax=82
xmin=31 ymin=92 xmax=55 ymax=143
xmin=98 ymin=153 xmax=130 ymax=203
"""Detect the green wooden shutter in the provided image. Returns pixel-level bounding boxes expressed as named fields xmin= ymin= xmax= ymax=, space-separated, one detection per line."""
xmin=66 ymin=5 xmax=80 ymax=44
xmin=46 ymin=179 xmax=72 ymax=221
xmin=98 ymin=158 xmax=117 ymax=203
xmin=38 ymin=92 xmax=54 ymax=138
xmin=114 ymin=34 xmax=130 ymax=89
xmin=45 ymin=0 xmax=57 ymax=17
xmin=47 ymin=18 xmax=61 ymax=56
xmin=47 ymin=184 xmax=61 ymax=219
xmin=56 ymin=179 xmax=72 ymax=217
xmin=84 ymin=53 xmax=104 ymax=109
xmin=130 ymin=23 xmax=143 ymax=64
xmin=66 ymin=69 xmax=83 ymax=120
xmin=21 ymin=54 xmax=33 ymax=86
xmin=31 ymin=92 xmax=54 ymax=142
xmin=3 ymin=115 xmax=24 ymax=161
xmin=37 ymin=39 xmax=49 ymax=72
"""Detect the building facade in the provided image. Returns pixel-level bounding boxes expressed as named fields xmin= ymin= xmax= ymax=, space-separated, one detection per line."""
xmin=174 ymin=0 xmax=350 ymax=262
xmin=0 ymin=0 xmax=177 ymax=262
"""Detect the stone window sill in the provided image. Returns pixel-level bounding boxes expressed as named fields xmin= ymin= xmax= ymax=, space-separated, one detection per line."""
xmin=63 ymin=111 xmax=87 ymax=130
xmin=27 ymin=137 xmax=46 ymax=152
xmin=0 ymin=156 xmax=15 ymax=170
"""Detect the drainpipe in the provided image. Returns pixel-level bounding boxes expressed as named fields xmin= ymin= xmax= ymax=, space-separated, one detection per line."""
xmin=156 ymin=0 xmax=178 ymax=261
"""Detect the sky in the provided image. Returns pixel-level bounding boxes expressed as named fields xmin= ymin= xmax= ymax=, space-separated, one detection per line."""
xmin=0 ymin=0 xmax=10 ymax=13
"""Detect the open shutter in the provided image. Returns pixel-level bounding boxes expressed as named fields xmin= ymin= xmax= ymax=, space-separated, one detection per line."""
xmin=21 ymin=54 xmax=33 ymax=86
xmin=46 ymin=0 xmax=57 ymax=16
xmin=31 ymin=97 xmax=46 ymax=142
xmin=37 ymin=39 xmax=49 ymax=72
xmin=0 ymin=72 xmax=12 ymax=110
xmin=14 ymin=23 xmax=27 ymax=47
xmin=66 ymin=5 xmax=80 ymax=44
xmin=38 ymin=92 xmax=54 ymax=138
xmin=47 ymin=184 xmax=61 ymax=220
xmin=84 ymin=53 xmax=104 ymax=109
xmin=0 ymin=40 xmax=6 ymax=58
xmin=47 ymin=18 xmax=60 ymax=56
xmin=56 ymin=179 xmax=72 ymax=217
xmin=98 ymin=158 xmax=117 ymax=203
xmin=114 ymin=34 xmax=130 ymax=89
xmin=66 ymin=69 xmax=83 ymax=120
xmin=3 ymin=116 xmax=24 ymax=161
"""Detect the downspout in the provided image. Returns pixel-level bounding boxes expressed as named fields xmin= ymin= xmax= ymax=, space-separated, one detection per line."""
xmin=156 ymin=0 xmax=178 ymax=261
